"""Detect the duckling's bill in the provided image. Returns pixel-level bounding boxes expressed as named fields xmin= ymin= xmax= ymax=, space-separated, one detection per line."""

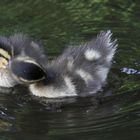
xmin=0 ymin=57 xmax=8 ymax=68
xmin=0 ymin=48 xmax=11 ymax=69
xmin=0 ymin=48 xmax=11 ymax=60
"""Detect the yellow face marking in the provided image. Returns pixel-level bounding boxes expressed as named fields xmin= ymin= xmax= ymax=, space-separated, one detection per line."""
xmin=0 ymin=57 xmax=8 ymax=68
xmin=0 ymin=48 xmax=11 ymax=60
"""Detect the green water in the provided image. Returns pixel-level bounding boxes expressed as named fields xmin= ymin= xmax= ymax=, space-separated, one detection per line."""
xmin=0 ymin=0 xmax=140 ymax=140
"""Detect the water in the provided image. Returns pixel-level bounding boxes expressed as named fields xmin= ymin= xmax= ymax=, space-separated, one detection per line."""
xmin=0 ymin=0 xmax=140 ymax=140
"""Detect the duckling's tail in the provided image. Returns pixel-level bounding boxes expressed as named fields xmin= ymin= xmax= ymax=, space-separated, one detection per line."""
xmin=81 ymin=30 xmax=117 ymax=65
xmin=92 ymin=30 xmax=117 ymax=63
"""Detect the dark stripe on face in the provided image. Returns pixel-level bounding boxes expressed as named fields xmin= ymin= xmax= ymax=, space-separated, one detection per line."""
xmin=10 ymin=61 xmax=45 ymax=81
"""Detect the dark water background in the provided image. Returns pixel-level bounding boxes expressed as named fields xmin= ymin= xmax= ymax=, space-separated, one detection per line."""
xmin=0 ymin=0 xmax=140 ymax=140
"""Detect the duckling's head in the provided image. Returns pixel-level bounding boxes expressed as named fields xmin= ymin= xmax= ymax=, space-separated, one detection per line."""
xmin=0 ymin=36 xmax=18 ymax=88
xmin=9 ymin=57 xmax=46 ymax=84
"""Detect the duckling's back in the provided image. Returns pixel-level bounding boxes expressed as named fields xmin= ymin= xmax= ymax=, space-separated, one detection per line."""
xmin=48 ymin=30 xmax=117 ymax=97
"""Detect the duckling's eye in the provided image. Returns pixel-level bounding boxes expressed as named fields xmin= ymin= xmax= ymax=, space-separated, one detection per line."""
xmin=10 ymin=60 xmax=45 ymax=83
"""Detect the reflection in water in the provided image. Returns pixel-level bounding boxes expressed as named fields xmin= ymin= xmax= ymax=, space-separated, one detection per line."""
xmin=0 ymin=0 xmax=140 ymax=140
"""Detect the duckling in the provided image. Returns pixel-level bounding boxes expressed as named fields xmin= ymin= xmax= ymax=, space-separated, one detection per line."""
xmin=0 ymin=34 xmax=47 ymax=88
xmin=9 ymin=30 xmax=117 ymax=98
